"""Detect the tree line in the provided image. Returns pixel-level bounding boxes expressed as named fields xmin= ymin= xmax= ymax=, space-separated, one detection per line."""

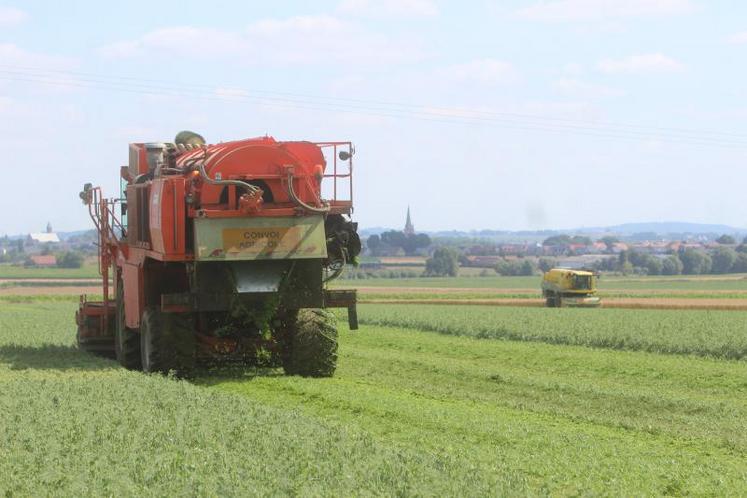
xmin=595 ymin=246 xmax=747 ymax=275
xmin=366 ymin=231 xmax=431 ymax=256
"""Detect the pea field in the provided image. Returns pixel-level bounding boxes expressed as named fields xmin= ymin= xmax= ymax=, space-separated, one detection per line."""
xmin=1 ymin=271 xmax=747 ymax=495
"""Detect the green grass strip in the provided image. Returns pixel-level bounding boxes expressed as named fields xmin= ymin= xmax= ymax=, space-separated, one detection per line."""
xmin=357 ymin=304 xmax=747 ymax=359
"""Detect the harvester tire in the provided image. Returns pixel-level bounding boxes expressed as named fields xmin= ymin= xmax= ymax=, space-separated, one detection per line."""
xmin=280 ymin=309 xmax=338 ymax=378
xmin=115 ymin=283 xmax=142 ymax=370
xmin=140 ymin=307 xmax=195 ymax=376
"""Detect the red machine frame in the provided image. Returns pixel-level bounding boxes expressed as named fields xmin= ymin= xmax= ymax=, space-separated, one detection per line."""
xmin=76 ymin=139 xmax=356 ymax=341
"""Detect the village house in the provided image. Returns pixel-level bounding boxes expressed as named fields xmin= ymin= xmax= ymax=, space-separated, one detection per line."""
xmin=28 ymin=255 xmax=57 ymax=267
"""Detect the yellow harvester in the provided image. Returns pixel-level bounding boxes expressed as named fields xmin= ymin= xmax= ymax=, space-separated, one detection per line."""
xmin=541 ymin=268 xmax=601 ymax=308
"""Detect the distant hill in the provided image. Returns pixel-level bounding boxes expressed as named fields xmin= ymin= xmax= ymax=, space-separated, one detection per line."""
xmin=359 ymin=221 xmax=747 ymax=241
xmin=6 ymin=222 xmax=743 ymax=242
xmin=575 ymin=222 xmax=747 ymax=236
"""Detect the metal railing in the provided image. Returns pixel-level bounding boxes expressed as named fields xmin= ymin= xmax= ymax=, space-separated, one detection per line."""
xmin=315 ymin=141 xmax=354 ymax=209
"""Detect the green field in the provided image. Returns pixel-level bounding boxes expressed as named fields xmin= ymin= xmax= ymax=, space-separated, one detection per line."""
xmin=0 ymin=264 xmax=100 ymax=279
xmin=334 ymin=273 xmax=747 ymax=303
xmin=356 ymin=290 xmax=747 ymax=301
xmin=1 ymin=300 xmax=747 ymax=495
xmin=0 ymin=280 xmax=100 ymax=290
xmin=336 ymin=273 xmax=747 ymax=291
xmin=356 ymin=304 xmax=747 ymax=358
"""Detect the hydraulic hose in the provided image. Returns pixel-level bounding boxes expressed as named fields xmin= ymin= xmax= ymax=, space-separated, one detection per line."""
xmin=323 ymin=247 xmax=346 ymax=283
xmin=286 ymin=170 xmax=330 ymax=214
xmin=198 ymin=160 xmax=261 ymax=194
xmin=195 ymin=146 xmax=261 ymax=194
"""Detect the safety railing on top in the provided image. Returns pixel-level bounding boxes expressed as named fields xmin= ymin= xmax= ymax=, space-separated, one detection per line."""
xmin=315 ymin=142 xmax=354 ymax=211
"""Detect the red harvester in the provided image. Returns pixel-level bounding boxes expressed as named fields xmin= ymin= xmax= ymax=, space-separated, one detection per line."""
xmin=76 ymin=131 xmax=360 ymax=377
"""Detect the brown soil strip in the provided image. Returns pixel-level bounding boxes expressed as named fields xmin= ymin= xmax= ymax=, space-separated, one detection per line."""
xmin=10 ymin=285 xmax=747 ymax=310
xmin=359 ymin=297 xmax=747 ymax=311
xmin=353 ymin=286 xmax=537 ymax=294
xmin=610 ymin=275 xmax=747 ymax=283
xmin=354 ymin=286 xmax=747 ymax=295
xmin=0 ymin=286 xmax=104 ymax=296
xmin=0 ymin=278 xmax=102 ymax=284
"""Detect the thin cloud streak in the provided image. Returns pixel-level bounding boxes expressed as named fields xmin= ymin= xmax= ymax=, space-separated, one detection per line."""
xmin=516 ymin=0 xmax=692 ymax=23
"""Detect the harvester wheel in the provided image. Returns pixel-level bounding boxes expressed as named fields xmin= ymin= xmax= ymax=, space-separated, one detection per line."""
xmin=140 ymin=307 xmax=195 ymax=376
xmin=279 ymin=309 xmax=338 ymax=378
xmin=115 ymin=283 xmax=142 ymax=370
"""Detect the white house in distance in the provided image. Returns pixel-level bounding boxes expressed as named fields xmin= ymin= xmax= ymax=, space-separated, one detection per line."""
xmin=28 ymin=222 xmax=60 ymax=244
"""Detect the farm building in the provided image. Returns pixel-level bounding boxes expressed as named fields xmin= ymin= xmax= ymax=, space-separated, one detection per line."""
xmin=28 ymin=222 xmax=60 ymax=244
xmin=28 ymin=255 xmax=57 ymax=267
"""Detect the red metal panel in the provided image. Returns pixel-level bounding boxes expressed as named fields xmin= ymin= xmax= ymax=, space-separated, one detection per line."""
xmin=123 ymin=263 xmax=144 ymax=329
xmin=149 ymin=178 xmax=186 ymax=255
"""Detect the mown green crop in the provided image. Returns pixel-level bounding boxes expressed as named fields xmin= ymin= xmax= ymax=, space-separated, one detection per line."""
xmin=0 ymin=303 xmax=514 ymax=496
xmin=357 ymin=304 xmax=747 ymax=359
xmin=212 ymin=324 xmax=747 ymax=495
xmin=4 ymin=300 xmax=747 ymax=495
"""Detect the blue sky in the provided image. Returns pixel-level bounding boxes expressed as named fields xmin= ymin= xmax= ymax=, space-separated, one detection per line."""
xmin=1 ymin=0 xmax=747 ymax=234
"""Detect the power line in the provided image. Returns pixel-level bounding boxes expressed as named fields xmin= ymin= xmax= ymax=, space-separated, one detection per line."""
xmin=0 ymin=65 xmax=745 ymax=148
xmin=3 ymin=63 xmax=745 ymax=140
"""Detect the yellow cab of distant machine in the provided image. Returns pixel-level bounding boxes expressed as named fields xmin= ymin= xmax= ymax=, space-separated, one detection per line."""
xmin=541 ymin=268 xmax=601 ymax=308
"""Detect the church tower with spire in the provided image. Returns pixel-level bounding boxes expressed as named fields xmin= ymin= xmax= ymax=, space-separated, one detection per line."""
xmin=404 ymin=207 xmax=415 ymax=236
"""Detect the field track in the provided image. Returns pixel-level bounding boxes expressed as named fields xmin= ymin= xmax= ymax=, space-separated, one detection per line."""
xmin=3 ymin=283 xmax=747 ymax=310
xmin=0 ymin=285 xmax=102 ymax=296
xmin=360 ymin=297 xmax=747 ymax=310
xmin=355 ymin=286 xmax=747 ymax=295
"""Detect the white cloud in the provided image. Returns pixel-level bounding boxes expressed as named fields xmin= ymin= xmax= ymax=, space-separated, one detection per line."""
xmin=0 ymin=96 xmax=14 ymax=113
xmin=441 ymin=59 xmax=518 ymax=85
xmin=248 ymin=15 xmax=346 ymax=35
xmin=0 ymin=44 xmax=80 ymax=94
xmin=99 ymin=15 xmax=425 ymax=66
xmin=337 ymin=0 xmax=438 ymax=18
xmin=98 ymin=27 xmax=247 ymax=58
xmin=0 ymin=7 xmax=27 ymax=26
xmin=214 ymin=87 xmax=250 ymax=99
xmin=562 ymin=63 xmax=584 ymax=76
xmin=0 ymin=43 xmax=77 ymax=69
xmin=516 ymin=0 xmax=692 ymax=23
xmin=727 ymin=32 xmax=747 ymax=45
xmin=597 ymin=53 xmax=683 ymax=74
xmin=553 ymin=78 xmax=624 ymax=98
xmin=419 ymin=105 xmax=495 ymax=120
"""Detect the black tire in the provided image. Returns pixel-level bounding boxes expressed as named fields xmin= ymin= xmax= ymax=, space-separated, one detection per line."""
xmin=140 ymin=307 xmax=195 ymax=375
xmin=115 ymin=282 xmax=141 ymax=370
xmin=545 ymin=297 xmax=555 ymax=308
xmin=280 ymin=309 xmax=338 ymax=378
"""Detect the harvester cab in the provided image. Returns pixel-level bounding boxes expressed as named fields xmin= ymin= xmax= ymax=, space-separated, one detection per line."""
xmin=541 ymin=268 xmax=601 ymax=308
xmin=75 ymin=131 xmax=360 ymax=377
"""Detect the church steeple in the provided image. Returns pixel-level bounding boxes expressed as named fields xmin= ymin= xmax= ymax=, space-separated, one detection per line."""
xmin=404 ymin=206 xmax=415 ymax=236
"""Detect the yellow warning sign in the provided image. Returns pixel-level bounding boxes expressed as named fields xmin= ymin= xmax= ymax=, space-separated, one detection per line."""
xmin=195 ymin=215 xmax=327 ymax=260
xmin=223 ymin=227 xmax=302 ymax=257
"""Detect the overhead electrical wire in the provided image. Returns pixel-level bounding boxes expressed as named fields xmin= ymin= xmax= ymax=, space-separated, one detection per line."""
xmin=0 ymin=64 xmax=745 ymax=149
xmin=2 ymin=63 xmax=745 ymax=139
